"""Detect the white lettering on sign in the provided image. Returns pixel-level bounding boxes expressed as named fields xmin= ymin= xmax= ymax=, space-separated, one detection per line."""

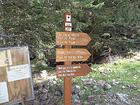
xmin=0 ymin=82 xmax=9 ymax=104
xmin=58 ymin=73 xmax=75 ymax=77
xmin=65 ymin=23 xmax=72 ymax=27
xmin=58 ymin=66 xmax=81 ymax=70
xmin=66 ymin=15 xmax=71 ymax=22
xmin=63 ymin=56 xmax=84 ymax=59
xmin=58 ymin=70 xmax=77 ymax=73
xmin=7 ymin=64 xmax=31 ymax=82
xmin=65 ymin=27 xmax=72 ymax=31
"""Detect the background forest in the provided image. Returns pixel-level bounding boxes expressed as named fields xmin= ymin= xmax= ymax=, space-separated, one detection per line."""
xmin=1 ymin=0 xmax=140 ymax=67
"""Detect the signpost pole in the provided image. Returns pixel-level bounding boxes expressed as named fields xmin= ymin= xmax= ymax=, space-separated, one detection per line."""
xmin=64 ymin=60 xmax=72 ymax=105
xmin=64 ymin=13 xmax=72 ymax=105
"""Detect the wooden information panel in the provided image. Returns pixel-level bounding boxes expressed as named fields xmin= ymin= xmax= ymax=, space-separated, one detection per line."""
xmin=0 ymin=46 xmax=34 ymax=105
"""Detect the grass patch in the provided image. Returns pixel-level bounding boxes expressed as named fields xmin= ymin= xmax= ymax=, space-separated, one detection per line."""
xmin=73 ymin=58 xmax=140 ymax=96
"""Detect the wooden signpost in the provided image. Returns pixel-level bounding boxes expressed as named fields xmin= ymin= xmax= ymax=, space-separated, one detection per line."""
xmin=56 ymin=13 xmax=91 ymax=105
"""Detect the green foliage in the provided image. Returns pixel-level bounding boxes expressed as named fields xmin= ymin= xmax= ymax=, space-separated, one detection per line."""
xmin=0 ymin=0 xmax=71 ymax=60
xmin=0 ymin=0 xmax=140 ymax=64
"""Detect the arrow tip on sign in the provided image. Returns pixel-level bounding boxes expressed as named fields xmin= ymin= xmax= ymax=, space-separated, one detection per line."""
xmin=83 ymin=33 xmax=92 ymax=44
xmin=85 ymin=49 xmax=91 ymax=60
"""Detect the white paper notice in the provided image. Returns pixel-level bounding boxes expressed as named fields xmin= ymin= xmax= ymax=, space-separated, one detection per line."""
xmin=0 ymin=50 xmax=12 ymax=67
xmin=0 ymin=82 xmax=9 ymax=104
xmin=7 ymin=64 xmax=31 ymax=82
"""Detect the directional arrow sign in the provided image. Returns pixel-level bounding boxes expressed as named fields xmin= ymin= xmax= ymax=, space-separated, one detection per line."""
xmin=56 ymin=64 xmax=91 ymax=77
xmin=56 ymin=48 xmax=91 ymax=62
xmin=56 ymin=32 xmax=91 ymax=46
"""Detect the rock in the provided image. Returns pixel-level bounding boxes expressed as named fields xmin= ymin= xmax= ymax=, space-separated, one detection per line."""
xmin=106 ymin=92 xmax=131 ymax=105
xmin=133 ymin=53 xmax=140 ymax=61
xmin=133 ymin=75 xmax=137 ymax=79
xmin=34 ymin=100 xmax=40 ymax=105
xmin=54 ymin=90 xmax=62 ymax=96
xmin=97 ymin=80 xmax=106 ymax=87
xmin=99 ymin=67 xmax=112 ymax=75
xmin=123 ymin=36 xmax=127 ymax=39
xmin=103 ymin=83 xmax=112 ymax=90
xmin=47 ymin=79 xmax=57 ymax=86
xmin=73 ymin=85 xmax=81 ymax=94
xmin=137 ymin=29 xmax=140 ymax=35
xmin=97 ymin=80 xmax=111 ymax=90
xmin=38 ymin=85 xmax=48 ymax=104
xmin=72 ymin=94 xmax=80 ymax=104
xmin=131 ymin=34 xmax=136 ymax=38
xmin=101 ymin=33 xmax=111 ymax=38
xmin=112 ymin=79 xmax=119 ymax=85
xmin=116 ymin=93 xmax=130 ymax=105
xmin=88 ymin=95 xmax=94 ymax=102
xmin=40 ymin=70 xmax=48 ymax=79
xmin=93 ymin=85 xmax=98 ymax=89
xmin=122 ymin=86 xmax=125 ymax=89
xmin=82 ymin=102 xmax=88 ymax=105
xmin=127 ymin=84 xmax=136 ymax=89
xmin=74 ymin=101 xmax=81 ymax=105
xmin=82 ymin=78 xmax=96 ymax=85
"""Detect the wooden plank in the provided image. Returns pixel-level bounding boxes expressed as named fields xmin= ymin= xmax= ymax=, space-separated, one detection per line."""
xmin=8 ymin=79 xmax=32 ymax=102
xmin=0 ymin=67 xmax=7 ymax=82
xmin=7 ymin=47 xmax=33 ymax=103
xmin=10 ymin=48 xmax=28 ymax=66
xmin=56 ymin=64 xmax=91 ymax=77
xmin=56 ymin=32 xmax=91 ymax=46
xmin=56 ymin=48 xmax=91 ymax=62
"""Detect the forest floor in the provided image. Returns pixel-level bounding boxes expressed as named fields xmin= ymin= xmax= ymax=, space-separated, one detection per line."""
xmin=32 ymin=52 xmax=140 ymax=105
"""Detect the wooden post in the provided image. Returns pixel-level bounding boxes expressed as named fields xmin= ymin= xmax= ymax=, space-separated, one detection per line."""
xmin=64 ymin=13 xmax=72 ymax=105
xmin=21 ymin=95 xmax=26 ymax=105
xmin=64 ymin=59 xmax=72 ymax=105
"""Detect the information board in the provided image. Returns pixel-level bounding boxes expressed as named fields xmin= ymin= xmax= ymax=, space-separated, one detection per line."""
xmin=0 ymin=46 xmax=34 ymax=105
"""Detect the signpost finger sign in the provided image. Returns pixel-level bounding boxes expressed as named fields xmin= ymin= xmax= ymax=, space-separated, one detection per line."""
xmin=56 ymin=32 xmax=91 ymax=46
xmin=56 ymin=48 xmax=91 ymax=62
xmin=56 ymin=64 xmax=91 ymax=77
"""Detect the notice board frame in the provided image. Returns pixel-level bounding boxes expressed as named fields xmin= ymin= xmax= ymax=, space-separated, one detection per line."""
xmin=0 ymin=46 xmax=34 ymax=105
